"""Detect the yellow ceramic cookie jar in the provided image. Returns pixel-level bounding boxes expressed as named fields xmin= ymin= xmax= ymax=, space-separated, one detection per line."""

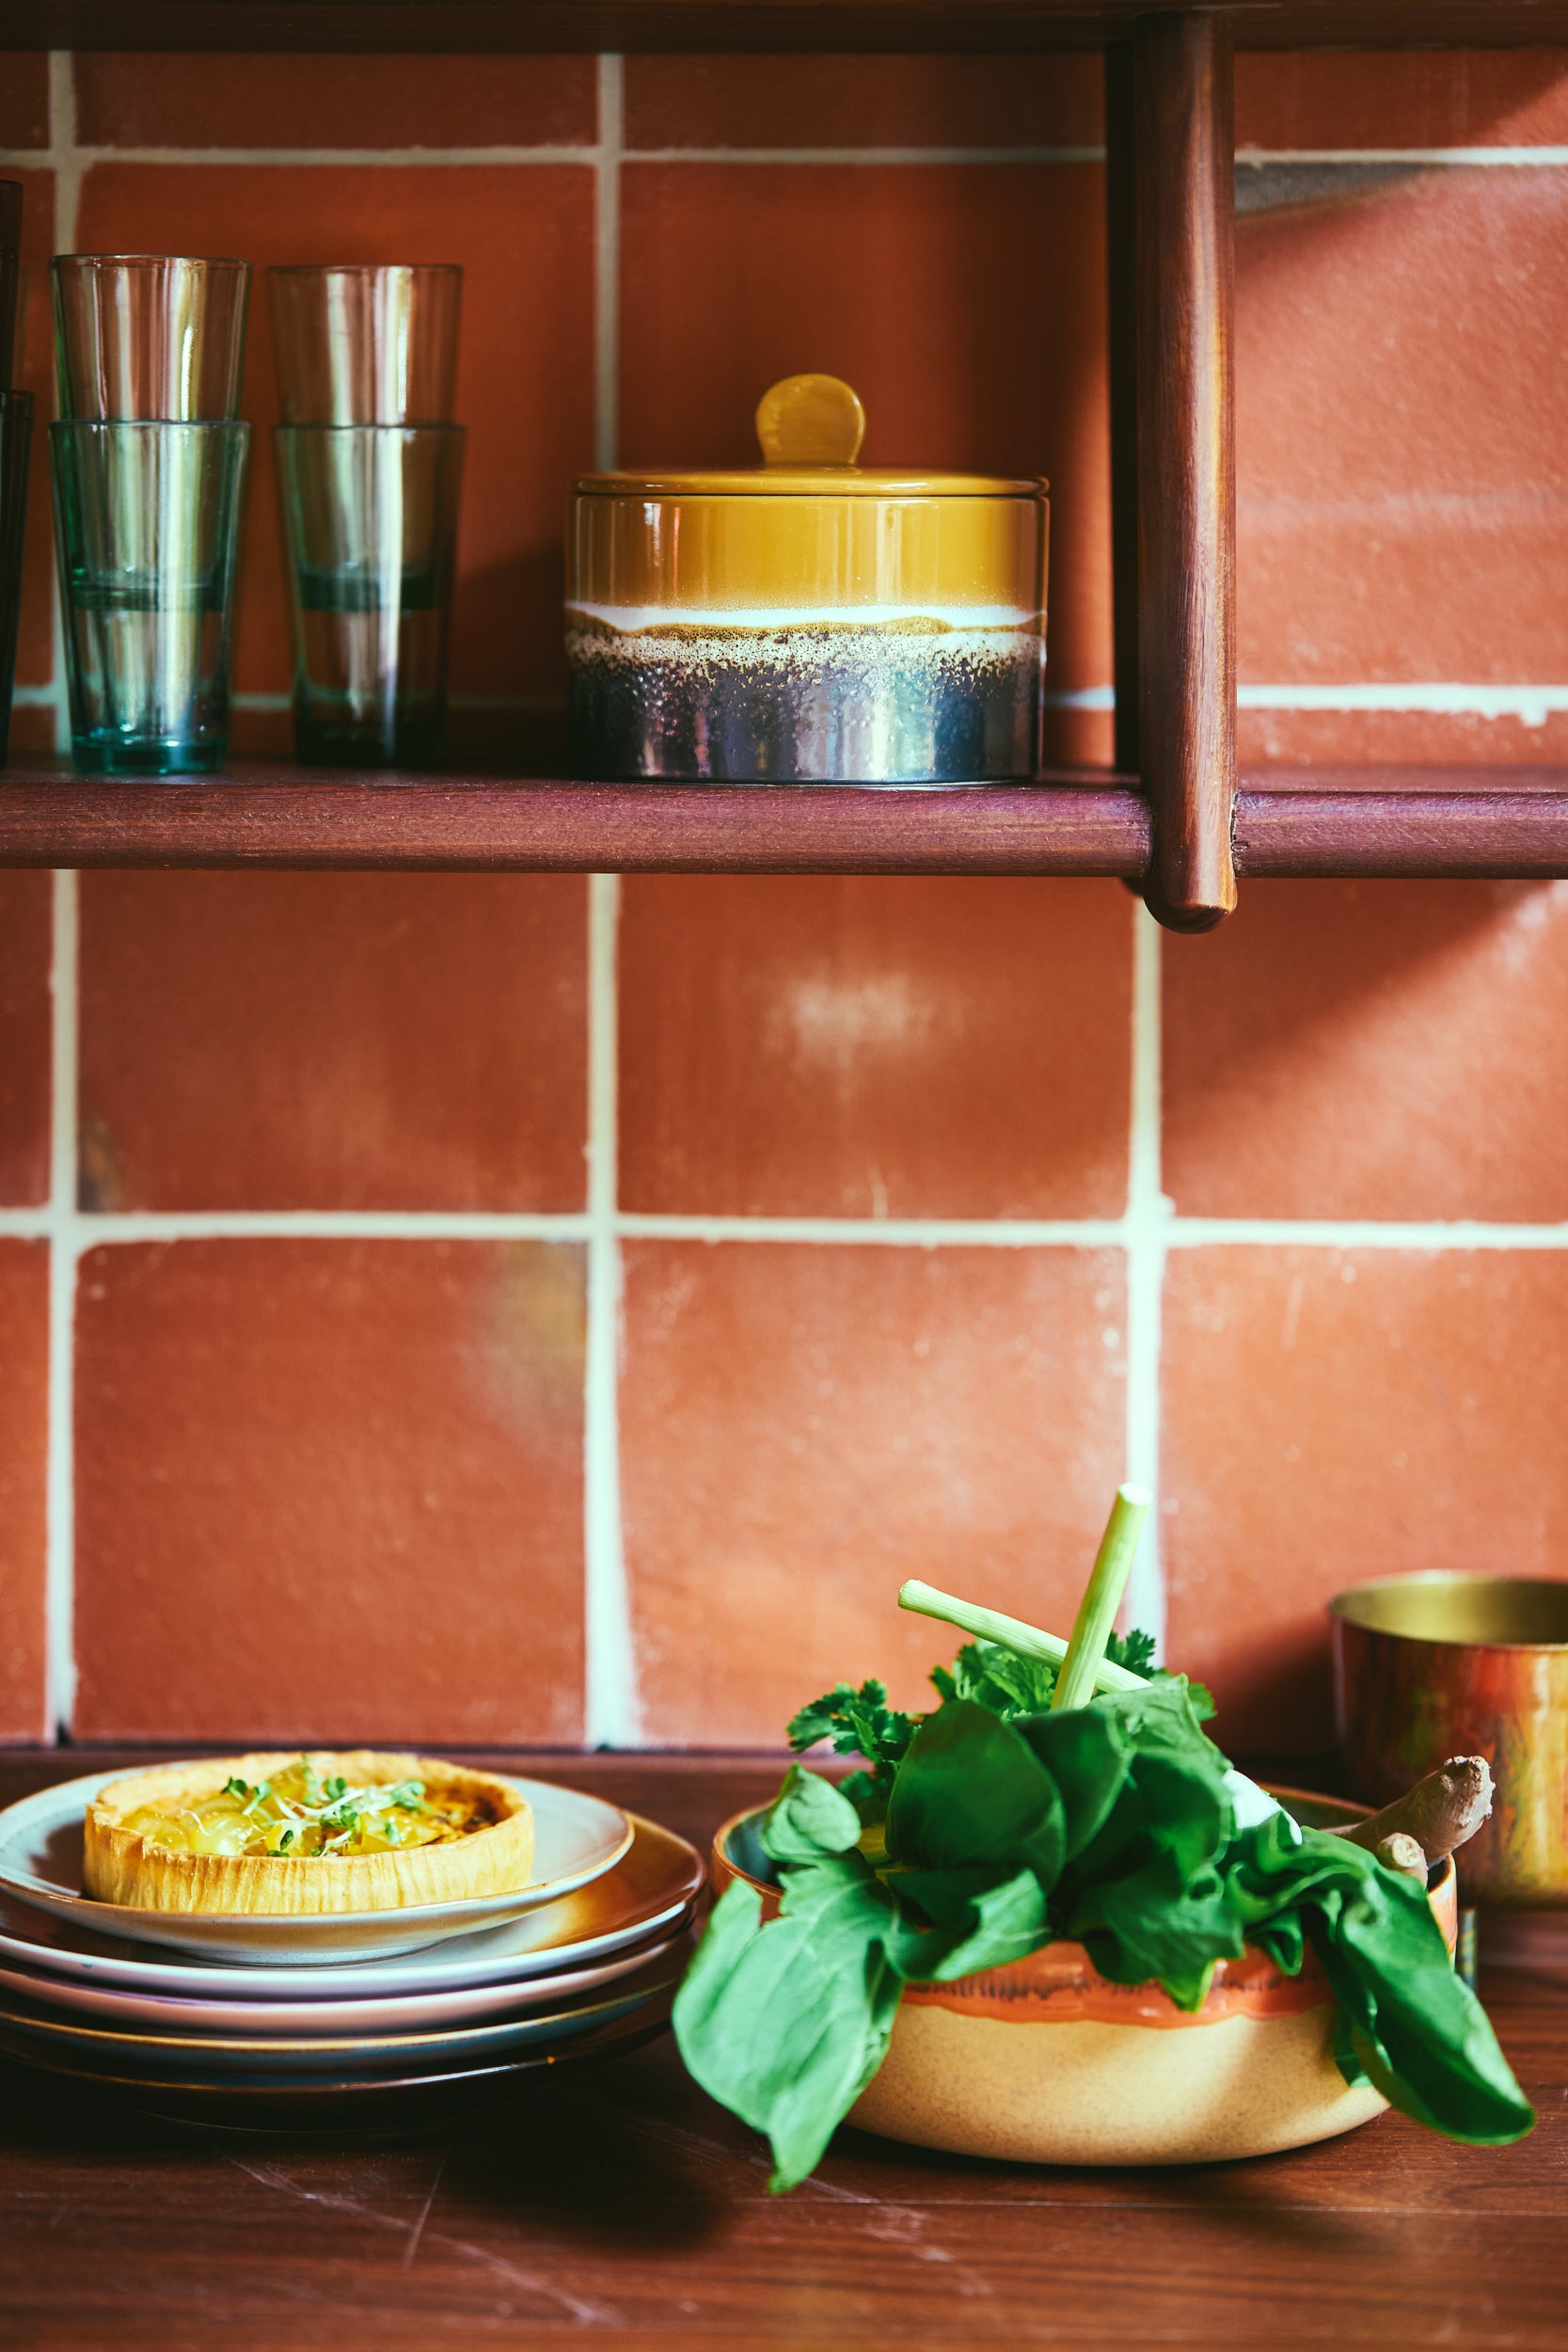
xmin=566 ymin=373 xmax=1049 ymax=785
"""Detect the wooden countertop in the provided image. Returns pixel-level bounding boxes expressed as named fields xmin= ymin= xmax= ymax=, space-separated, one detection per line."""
xmin=1 ymin=1749 xmax=1563 ymax=2350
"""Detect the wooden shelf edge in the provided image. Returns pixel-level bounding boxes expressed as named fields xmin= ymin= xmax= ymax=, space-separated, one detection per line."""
xmin=10 ymin=2 xmax=1568 ymax=56
xmin=1235 ymin=786 xmax=1568 ymax=880
xmin=0 ymin=771 xmax=1153 ymax=876
xmin=5 ymin=767 xmax=1568 ymax=881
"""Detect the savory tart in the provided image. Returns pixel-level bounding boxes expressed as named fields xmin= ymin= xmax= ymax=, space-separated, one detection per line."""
xmin=83 ymin=1751 xmax=536 ymax=1916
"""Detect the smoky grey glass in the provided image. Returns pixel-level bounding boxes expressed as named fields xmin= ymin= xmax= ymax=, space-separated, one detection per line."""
xmin=274 ymin=422 xmax=463 ymax=768
xmin=50 ymin=420 xmax=249 ymax=776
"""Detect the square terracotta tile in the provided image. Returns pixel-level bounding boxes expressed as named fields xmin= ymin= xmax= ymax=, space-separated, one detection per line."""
xmin=623 ymin=55 xmax=1102 ymax=149
xmin=0 ymin=871 xmax=50 ymax=1207
xmin=72 ymin=1239 xmax=587 ymax=1743
xmin=3 ymin=703 xmax=56 ymax=756
xmin=1238 ymin=167 xmax=1568 ymax=691
xmin=1237 ymin=52 xmax=1568 ymax=151
xmin=1163 ymin=1246 xmax=1568 ymax=1756
xmin=618 ymin=877 xmax=1132 ymax=1219
xmin=0 ymin=55 xmax=48 ymax=149
xmin=619 ymin=162 xmax=1111 ymax=712
xmin=621 ymin=1242 xmax=1129 ymax=1745
xmin=1164 ymin=879 xmax=1568 ymax=1223
xmin=74 ymin=163 xmax=596 ymax=705
xmin=74 ymin=52 xmax=597 ymax=148
xmin=0 ymin=1240 xmax=48 ymax=1741
xmin=1239 ymin=707 xmax=1568 ymax=769
xmin=77 ymin=872 xmax=587 ymax=1212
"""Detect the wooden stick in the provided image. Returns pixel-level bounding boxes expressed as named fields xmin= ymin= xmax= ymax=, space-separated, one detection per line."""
xmin=1052 ymin=1485 xmax=1153 ymax=1711
xmin=895 ymin=1581 xmax=1148 ymax=1696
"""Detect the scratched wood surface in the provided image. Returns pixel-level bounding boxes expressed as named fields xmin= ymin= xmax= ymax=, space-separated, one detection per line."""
xmin=1 ymin=1751 xmax=1563 ymax=2351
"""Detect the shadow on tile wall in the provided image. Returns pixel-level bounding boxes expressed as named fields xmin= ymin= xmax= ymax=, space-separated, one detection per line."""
xmin=2 ymin=49 xmax=1568 ymax=1758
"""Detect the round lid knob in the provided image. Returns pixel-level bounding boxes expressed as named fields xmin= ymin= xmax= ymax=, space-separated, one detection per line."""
xmin=754 ymin=373 xmax=866 ymax=469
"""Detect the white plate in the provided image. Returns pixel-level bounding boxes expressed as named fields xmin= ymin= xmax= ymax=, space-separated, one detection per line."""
xmin=0 ymin=1915 xmax=690 ymax=2033
xmin=0 ymin=1771 xmax=633 ymax=1963
xmin=0 ymin=1947 xmax=686 ymax=2075
xmin=0 ymin=1805 xmax=704 ymax=1997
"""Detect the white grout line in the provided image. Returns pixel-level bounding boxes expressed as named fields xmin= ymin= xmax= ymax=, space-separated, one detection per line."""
xmin=1121 ymin=904 xmax=1167 ymax=1659
xmin=581 ymin=61 xmax=636 ymax=1753
xmin=11 ymin=140 xmax=1568 ymax=177
xmin=0 ymin=142 xmax=1103 ymax=171
xmin=43 ymin=868 xmax=78 ymax=1738
xmin=594 ymin=56 xmax=623 ymax=478
xmin=40 ymin=676 xmax=1568 ymax=725
xmin=21 ymin=141 xmax=1568 ymax=174
xmin=41 ymin=62 xmax=80 ymax=1736
xmin=1166 ymin=1219 xmax=1568 ymax=1250
xmin=6 ymin=1204 xmax=1568 ymax=1251
xmin=583 ymin=871 xmax=637 ymax=1747
xmin=615 ymin=1213 xmax=1128 ymax=1247
xmin=1238 ymin=147 xmax=1568 ymax=167
xmin=620 ymin=144 xmax=1104 ymax=166
xmin=0 ymin=1210 xmax=594 ymax=1242
xmin=1238 ymin=683 xmax=1568 ymax=729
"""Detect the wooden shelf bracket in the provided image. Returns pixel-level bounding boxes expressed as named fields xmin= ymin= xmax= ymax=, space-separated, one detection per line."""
xmin=1126 ymin=10 xmax=1238 ymax=931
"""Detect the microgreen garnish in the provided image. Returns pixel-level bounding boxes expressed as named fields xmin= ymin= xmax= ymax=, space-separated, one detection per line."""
xmin=222 ymin=1775 xmax=250 ymax=1801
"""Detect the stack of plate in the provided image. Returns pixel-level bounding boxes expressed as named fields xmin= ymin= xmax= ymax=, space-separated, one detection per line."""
xmin=0 ymin=1769 xmax=704 ymax=2126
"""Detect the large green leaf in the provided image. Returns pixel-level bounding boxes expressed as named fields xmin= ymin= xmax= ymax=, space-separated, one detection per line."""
xmin=885 ymin=1701 xmax=1067 ymax=1889
xmin=1012 ymin=1706 xmax=1131 ymax=1862
xmin=1224 ymin=1813 xmax=1534 ymax=2146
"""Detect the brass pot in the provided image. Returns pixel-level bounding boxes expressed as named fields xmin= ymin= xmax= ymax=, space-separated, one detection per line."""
xmin=1331 ymin=1574 xmax=1568 ymax=1909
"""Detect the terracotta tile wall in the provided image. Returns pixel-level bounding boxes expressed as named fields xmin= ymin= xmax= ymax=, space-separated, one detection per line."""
xmin=2 ymin=50 xmax=1567 ymax=1757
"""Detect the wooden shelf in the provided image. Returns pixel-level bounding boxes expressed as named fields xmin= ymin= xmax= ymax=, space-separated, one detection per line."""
xmin=5 ymin=10 xmax=1560 ymax=914
xmin=8 ymin=2 xmax=1568 ymax=55
xmin=3 ymin=764 xmax=1567 ymax=879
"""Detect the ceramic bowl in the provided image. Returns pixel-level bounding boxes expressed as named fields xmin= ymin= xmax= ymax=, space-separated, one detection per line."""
xmin=712 ymin=1788 xmax=1458 ymax=2167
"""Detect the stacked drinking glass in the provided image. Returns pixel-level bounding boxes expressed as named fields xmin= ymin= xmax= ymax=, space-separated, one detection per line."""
xmin=49 ymin=254 xmax=252 ymax=776
xmin=269 ymin=262 xmax=465 ymax=767
xmin=0 ymin=182 xmax=34 ymax=770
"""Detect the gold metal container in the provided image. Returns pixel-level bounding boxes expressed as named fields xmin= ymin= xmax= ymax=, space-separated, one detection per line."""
xmin=1330 ymin=1574 xmax=1568 ymax=1909
xmin=565 ymin=372 xmax=1049 ymax=786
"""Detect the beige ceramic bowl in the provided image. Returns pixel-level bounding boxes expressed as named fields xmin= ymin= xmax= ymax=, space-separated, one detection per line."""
xmin=712 ymin=1788 xmax=1458 ymax=2167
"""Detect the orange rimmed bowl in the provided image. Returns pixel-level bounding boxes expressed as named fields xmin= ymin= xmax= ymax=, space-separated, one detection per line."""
xmin=711 ymin=1788 xmax=1458 ymax=2167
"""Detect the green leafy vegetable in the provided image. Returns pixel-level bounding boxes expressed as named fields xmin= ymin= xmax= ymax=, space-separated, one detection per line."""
xmin=1225 ymin=1811 xmax=1533 ymax=2146
xmin=676 ymin=1626 xmax=1532 ymax=2188
xmin=785 ymin=1680 xmax=919 ymax=1811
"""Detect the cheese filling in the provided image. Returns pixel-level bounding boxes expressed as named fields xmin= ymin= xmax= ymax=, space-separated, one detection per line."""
xmin=116 ymin=1755 xmax=495 ymax=1862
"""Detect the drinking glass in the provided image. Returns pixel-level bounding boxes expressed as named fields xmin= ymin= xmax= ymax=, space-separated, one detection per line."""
xmin=51 ymin=421 xmax=249 ymax=775
xmin=274 ymin=423 xmax=463 ymax=766
xmin=0 ymin=391 xmax=32 ymax=769
xmin=0 ymin=181 xmax=22 ymax=389
xmin=0 ymin=183 xmax=30 ymax=769
xmin=268 ymin=263 xmax=461 ymax=424
xmin=52 ymin=255 xmax=250 ymax=421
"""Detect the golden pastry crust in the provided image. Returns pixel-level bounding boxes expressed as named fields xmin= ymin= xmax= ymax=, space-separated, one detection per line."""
xmin=83 ymin=1751 xmax=536 ymax=1916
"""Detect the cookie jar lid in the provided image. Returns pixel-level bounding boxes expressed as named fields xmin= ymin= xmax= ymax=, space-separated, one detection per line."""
xmin=572 ymin=373 xmax=1046 ymax=501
